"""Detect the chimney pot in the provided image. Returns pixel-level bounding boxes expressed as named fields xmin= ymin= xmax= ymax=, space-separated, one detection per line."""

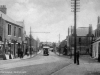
xmin=0 ymin=5 xmax=7 ymax=14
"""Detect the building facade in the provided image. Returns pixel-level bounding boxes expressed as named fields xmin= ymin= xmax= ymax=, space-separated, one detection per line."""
xmin=92 ymin=16 xmax=100 ymax=59
xmin=67 ymin=25 xmax=93 ymax=55
xmin=0 ymin=5 xmax=25 ymax=59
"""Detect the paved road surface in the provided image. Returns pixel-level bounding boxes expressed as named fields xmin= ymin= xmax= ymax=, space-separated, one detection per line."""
xmin=0 ymin=50 xmax=71 ymax=75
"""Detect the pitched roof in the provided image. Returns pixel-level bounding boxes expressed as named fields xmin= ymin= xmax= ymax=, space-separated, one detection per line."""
xmin=0 ymin=11 xmax=23 ymax=27
xmin=16 ymin=21 xmax=24 ymax=27
xmin=77 ymin=27 xmax=89 ymax=36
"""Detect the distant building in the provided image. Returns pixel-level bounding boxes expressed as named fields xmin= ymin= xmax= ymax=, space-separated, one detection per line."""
xmin=67 ymin=25 xmax=93 ymax=55
xmin=92 ymin=16 xmax=100 ymax=59
xmin=0 ymin=5 xmax=26 ymax=59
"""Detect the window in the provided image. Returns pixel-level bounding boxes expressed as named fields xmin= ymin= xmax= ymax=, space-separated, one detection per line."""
xmin=18 ymin=28 xmax=21 ymax=37
xmin=14 ymin=26 xmax=16 ymax=36
xmin=8 ymin=24 xmax=11 ymax=35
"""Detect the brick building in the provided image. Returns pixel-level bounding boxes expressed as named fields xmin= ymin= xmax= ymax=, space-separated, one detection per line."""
xmin=0 ymin=5 xmax=26 ymax=59
xmin=92 ymin=16 xmax=100 ymax=58
xmin=67 ymin=25 xmax=93 ymax=55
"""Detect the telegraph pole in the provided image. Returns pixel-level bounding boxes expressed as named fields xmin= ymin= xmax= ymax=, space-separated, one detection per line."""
xmin=68 ymin=27 xmax=70 ymax=55
xmin=59 ymin=34 xmax=60 ymax=55
xmin=71 ymin=0 xmax=80 ymax=64
xmin=70 ymin=26 xmax=72 ymax=58
xmin=30 ymin=27 xmax=31 ymax=57
xmin=1 ymin=14 xmax=6 ymax=55
xmin=59 ymin=34 xmax=60 ymax=44
xmin=74 ymin=0 xmax=77 ymax=64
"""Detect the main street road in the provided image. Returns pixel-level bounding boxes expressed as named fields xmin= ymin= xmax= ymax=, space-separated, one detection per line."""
xmin=0 ymin=50 xmax=72 ymax=75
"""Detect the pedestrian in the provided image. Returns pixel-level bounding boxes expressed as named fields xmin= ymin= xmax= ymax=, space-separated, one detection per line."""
xmin=18 ymin=46 xmax=21 ymax=58
xmin=8 ymin=47 xmax=12 ymax=59
xmin=18 ymin=47 xmax=20 ymax=57
xmin=76 ymin=50 xmax=80 ymax=65
xmin=86 ymin=48 xmax=89 ymax=54
xmin=98 ymin=54 xmax=100 ymax=62
xmin=25 ymin=48 xmax=28 ymax=56
xmin=21 ymin=50 xmax=23 ymax=58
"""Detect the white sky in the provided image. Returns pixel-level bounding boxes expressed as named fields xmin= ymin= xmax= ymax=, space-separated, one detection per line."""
xmin=0 ymin=0 xmax=100 ymax=42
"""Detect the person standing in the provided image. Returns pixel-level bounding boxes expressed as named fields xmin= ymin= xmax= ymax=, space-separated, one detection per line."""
xmin=8 ymin=47 xmax=12 ymax=59
xmin=25 ymin=47 xmax=28 ymax=56
xmin=21 ymin=50 xmax=23 ymax=58
xmin=76 ymin=50 xmax=80 ymax=65
xmin=98 ymin=54 xmax=100 ymax=62
xmin=18 ymin=45 xmax=22 ymax=58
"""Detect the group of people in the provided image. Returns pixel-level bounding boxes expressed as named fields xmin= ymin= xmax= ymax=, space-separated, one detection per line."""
xmin=18 ymin=47 xmax=23 ymax=58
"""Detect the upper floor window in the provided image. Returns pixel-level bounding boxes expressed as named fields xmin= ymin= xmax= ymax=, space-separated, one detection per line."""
xmin=18 ymin=28 xmax=21 ymax=37
xmin=8 ymin=24 xmax=11 ymax=35
xmin=14 ymin=26 xmax=16 ymax=36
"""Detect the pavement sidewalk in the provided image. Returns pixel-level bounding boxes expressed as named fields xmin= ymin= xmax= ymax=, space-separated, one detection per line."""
xmin=52 ymin=55 xmax=100 ymax=75
xmin=0 ymin=50 xmax=41 ymax=65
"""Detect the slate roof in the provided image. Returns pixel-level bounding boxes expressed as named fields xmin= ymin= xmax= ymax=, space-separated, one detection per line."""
xmin=0 ymin=11 xmax=23 ymax=27
xmin=77 ymin=27 xmax=89 ymax=36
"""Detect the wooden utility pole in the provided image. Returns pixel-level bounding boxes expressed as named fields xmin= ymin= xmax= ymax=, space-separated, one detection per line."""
xmin=70 ymin=26 xmax=72 ymax=58
xmin=59 ymin=34 xmax=60 ymax=44
xmin=74 ymin=0 xmax=77 ymax=64
xmin=1 ymin=14 xmax=6 ymax=55
xmin=59 ymin=34 xmax=60 ymax=55
xmin=30 ymin=27 xmax=31 ymax=57
xmin=68 ymin=27 xmax=70 ymax=55
xmin=71 ymin=0 xmax=80 ymax=64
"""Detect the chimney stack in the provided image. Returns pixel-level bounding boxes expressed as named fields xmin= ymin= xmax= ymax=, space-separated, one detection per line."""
xmin=0 ymin=5 xmax=7 ymax=14
xmin=89 ymin=24 xmax=93 ymax=35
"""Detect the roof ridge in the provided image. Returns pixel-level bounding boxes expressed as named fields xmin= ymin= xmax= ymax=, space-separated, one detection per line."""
xmin=0 ymin=11 xmax=23 ymax=27
xmin=78 ymin=27 xmax=89 ymax=28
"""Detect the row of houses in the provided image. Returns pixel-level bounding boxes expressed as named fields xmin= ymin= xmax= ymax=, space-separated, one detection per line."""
xmin=0 ymin=5 xmax=40 ymax=59
xmin=67 ymin=25 xmax=93 ymax=54
xmin=92 ymin=16 xmax=100 ymax=59
xmin=62 ymin=16 xmax=100 ymax=59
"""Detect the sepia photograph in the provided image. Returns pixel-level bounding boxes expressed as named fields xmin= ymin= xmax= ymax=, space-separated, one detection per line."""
xmin=0 ymin=0 xmax=100 ymax=75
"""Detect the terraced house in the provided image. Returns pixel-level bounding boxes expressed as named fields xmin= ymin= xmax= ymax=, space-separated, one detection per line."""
xmin=0 ymin=5 xmax=26 ymax=59
xmin=92 ymin=16 xmax=100 ymax=59
xmin=67 ymin=25 xmax=93 ymax=55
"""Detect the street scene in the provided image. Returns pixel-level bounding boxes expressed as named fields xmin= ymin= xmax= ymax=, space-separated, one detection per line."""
xmin=0 ymin=0 xmax=100 ymax=75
